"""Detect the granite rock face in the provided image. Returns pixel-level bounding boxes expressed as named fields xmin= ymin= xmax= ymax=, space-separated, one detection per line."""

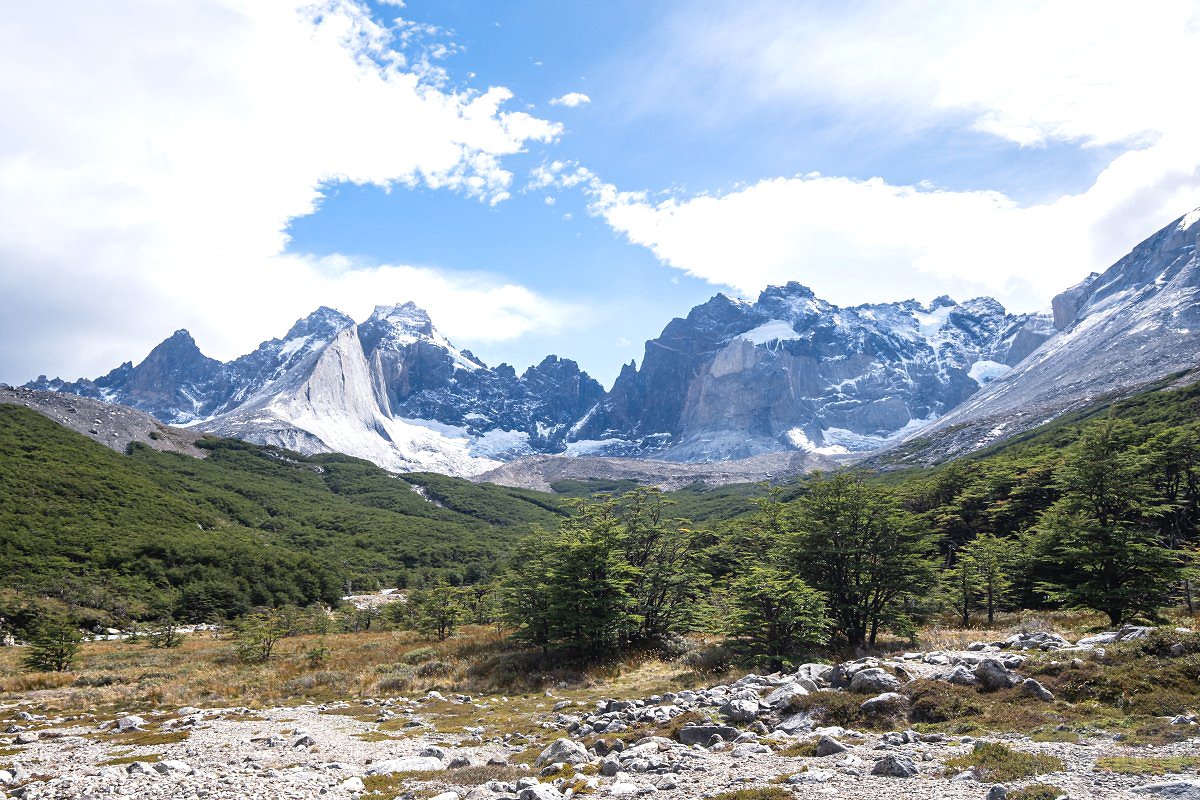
xmin=574 ymin=283 xmax=1051 ymax=461
xmin=885 ymin=207 xmax=1200 ymax=467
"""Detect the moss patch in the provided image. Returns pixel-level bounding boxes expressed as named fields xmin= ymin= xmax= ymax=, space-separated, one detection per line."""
xmin=1094 ymin=755 xmax=1200 ymax=775
xmin=944 ymin=742 xmax=1064 ymax=782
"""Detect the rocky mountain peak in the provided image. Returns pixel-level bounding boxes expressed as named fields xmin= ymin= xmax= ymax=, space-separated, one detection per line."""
xmin=368 ymin=302 xmax=435 ymax=335
xmin=282 ymin=307 xmax=355 ymax=342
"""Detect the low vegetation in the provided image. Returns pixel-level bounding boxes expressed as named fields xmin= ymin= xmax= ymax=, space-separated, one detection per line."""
xmin=944 ymin=742 xmax=1065 ymax=782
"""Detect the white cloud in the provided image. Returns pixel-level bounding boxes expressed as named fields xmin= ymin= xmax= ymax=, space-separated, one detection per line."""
xmin=0 ymin=1 xmax=564 ymax=383
xmin=549 ymin=92 xmax=591 ymax=108
xmin=564 ymin=0 xmax=1200 ymax=311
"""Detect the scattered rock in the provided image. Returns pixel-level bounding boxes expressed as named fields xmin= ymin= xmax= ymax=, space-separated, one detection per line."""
xmin=871 ymin=753 xmax=919 ymax=777
xmin=815 ymin=735 xmax=848 ymax=756
xmin=519 ymin=785 xmax=564 ymax=800
xmin=974 ymin=658 xmax=1021 ymax=690
xmin=534 ymin=738 xmax=589 ymax=766
xmin=718 ymin=698 xmax=760 ymax=722
xmin=367 ymin=757 xmax=447 ymax=774
xmin=1019 ymin=678 xmax=1055 ymax=702
xmin=677 ymin=724 xmax=741 ymax=745
xmin=116 ymin=715 xmax=146 ymax=732
xmin=1133 ymin=781 xmax=1200 ymax=798
xmin=849 ymin=668 xmax=901 ymax=694
xmin=860 ymin=692 xmax=907 ymax=715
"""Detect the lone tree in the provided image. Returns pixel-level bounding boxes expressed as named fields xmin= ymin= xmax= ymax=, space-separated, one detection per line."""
xmin=961 ymin=532 xmax=1016 ymax=625
xmin=727 ymin=564 xmax=828 ymax=671
xmin=788 ymin=472 xmax=938 ymax=648
xmin=408 ymin=582 xmax=467 ymax=641
xmin=22 ymin=615 xmax=81 ymax=673
xmin=1037 ymin=419 xmax=1182 ymax=625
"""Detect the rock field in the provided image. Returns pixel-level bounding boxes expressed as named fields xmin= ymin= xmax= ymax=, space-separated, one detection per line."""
xmin=3 ymin=627 xmax=1199 ymax=800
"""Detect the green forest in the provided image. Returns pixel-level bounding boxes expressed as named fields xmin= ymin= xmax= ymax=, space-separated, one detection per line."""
xmin=4 ymin=375 xmax=1200 ymax=661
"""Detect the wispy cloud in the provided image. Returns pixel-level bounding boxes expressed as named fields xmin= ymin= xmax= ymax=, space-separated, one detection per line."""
xmin=0 ymin=1 xmax=565 ymax=383
xmin=549 ymin=92 xmax=591 ymax=108
xmin=549 ymin=0 xmax=1200 ymax=311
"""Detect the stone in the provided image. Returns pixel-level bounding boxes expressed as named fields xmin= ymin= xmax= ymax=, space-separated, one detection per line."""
xmin=974 ymin=658 xmax=1021 ymax=690
xmin=116 ymin=715 xmax=146 ymax=732
xmin=815 ymin=735 xmax=848 ymax=756
xmin=860 ymin=692 xmax=907 ymax=716
xmin=943 ymin=665 xmax=979 ymax=687
xmin=125 ymin=761 xmax=158 ymax=776
xmin=13 ymin=733 xmax=38 ymax=745
xmin=1019 ymin=678 xmax=1055 ymax=702
xmin=987 ymin=787 xmax=1008 ymax=800
xmin=763 ymin=683 xmax=808 ymax=708
xmin=1133 ymin=781 xmax=1200 ymax=798
xmin=341 ymin=777 xmax=365 ymax=792
xmin=0 ymin=772 xmax=11 ymax=787
xmin=152 ymin=760 xmax=194 ymax=775
xmin=519 ymin=785 xmax=564 ymax=800
xmin=871 ymin=754 xmax=919 ymax=778
xmin=293 ymin=735 xmax=317 ymax=748
xmin=430 ymin=793 xmax=460 ymax=800
xmin=367 ymin=757 xmax=446 ymax=775
xmin=600 ymin=755 xmax=620 ymax=777
xmin=731 ymin=743 xmax=772 ymax=758
xmin=849 ymin=668 xmax=901 ymax=694
xmin=534 ymin=738 xmax=589 ymax=767
xmin=677 ymin=724 xmax=741 ymax=745
xmin=718 ymin=698 xmax=760 ymax=722
xmin=419 ymin=746 xmax=448 ymax=760
xmin=774 ymin=712 xmax=814 ymax=735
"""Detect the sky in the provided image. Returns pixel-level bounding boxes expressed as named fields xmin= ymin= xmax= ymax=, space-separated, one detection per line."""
xmin=2 ymin=1 xmax=1199 ymax=389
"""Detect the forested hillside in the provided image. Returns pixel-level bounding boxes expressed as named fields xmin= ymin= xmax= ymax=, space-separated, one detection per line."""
xmin=0 ymin=404 xmax=566 ymax=623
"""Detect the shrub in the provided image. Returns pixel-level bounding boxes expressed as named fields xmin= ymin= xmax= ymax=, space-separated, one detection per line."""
xmin=907 ymin=680 xmax=985 ymax=724
xmin=416 ymin=660 xmax=454 ymax=678
xmin=944 ymin=742 xmax=1064 ymax=781
xmin=1008 ymin=784 xmax=1066 ymax=800
xmin=400 ymin=646 xmax=438 ymax=665
xmin=22 ymin=615 xmax=81 ymax=672
xmin=678 ymin=643 xmax=734 ymax=675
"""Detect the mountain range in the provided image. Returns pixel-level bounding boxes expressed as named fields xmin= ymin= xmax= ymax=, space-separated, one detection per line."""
xmin=21 ymin=208 xmax=1200 ymax=477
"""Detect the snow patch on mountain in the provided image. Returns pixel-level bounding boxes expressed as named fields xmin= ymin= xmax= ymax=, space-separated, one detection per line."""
xmin=738 ymin=320 xmax=801 ymax=346
xmin=969 ymin=360 xmax=1011 ymax=385
xmin=786 ymin=428 xmax=850 ymax=456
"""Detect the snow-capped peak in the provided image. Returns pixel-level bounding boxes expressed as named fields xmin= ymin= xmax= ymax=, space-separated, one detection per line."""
xmin=369 ymin=302 xmax=435 ymax=336
xmin=362 ymin=301 xmax=484 ymax=371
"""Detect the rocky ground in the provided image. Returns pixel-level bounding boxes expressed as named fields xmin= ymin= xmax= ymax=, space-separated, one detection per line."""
xmin=3 ymin=628 xmax=1199 ymax=800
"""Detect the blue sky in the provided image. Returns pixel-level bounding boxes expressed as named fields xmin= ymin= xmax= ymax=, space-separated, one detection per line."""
xmin=1 ymin=1 xmax=1199 ymax=387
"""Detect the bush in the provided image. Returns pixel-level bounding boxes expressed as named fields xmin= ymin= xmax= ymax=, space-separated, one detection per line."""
xmin=22 ymin=615 xmax=81 ymax=672
xmin=233 ymin=609 xmax=288 ymax=664
xmin=1008 ymin=785 xmax=1066 ymax=800
xmin=678 ymin=643 xmax=734 ymax=675
xmin=416 ymin=660 xmax=454 ymax=678
xmin=944 ymin=742 xmax=1064 ymax=781
xmin=400 ymin=646 xmax=438 ymax=665
xmin=907 ymin=680 xmax=985 ymax=724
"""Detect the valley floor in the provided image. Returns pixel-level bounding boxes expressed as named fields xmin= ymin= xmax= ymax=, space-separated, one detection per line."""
xmin=4 ymin=625 xmax=1200 ymax=800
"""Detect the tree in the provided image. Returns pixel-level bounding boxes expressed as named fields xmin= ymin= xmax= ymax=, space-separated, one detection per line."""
xmin=961 ymin=533 xmax=1016 ymax=625
xmin=1141 ymin=424 xmax=1200 ymax=612
xmin=1037 ymin=419 xmax=1182 ymax=625
xmin=503 ymin=496 xmax=639 ymax=657
xmin=945 ymin=546 xmax=980 ymax=629
xmin=233 ymin=609 xmax=288 ymax=664
xmin=22 ymin=615 xmax=81 ymax=672
xmin=727 ymin=565 xmax=828 ymax=671
xmin=618 ymin=489 xmax=708 ymax=645
xmin=788 ymin=472 xmax=938 ymax=648
xmin=408 ymin=583 xmax=467 ymax=641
